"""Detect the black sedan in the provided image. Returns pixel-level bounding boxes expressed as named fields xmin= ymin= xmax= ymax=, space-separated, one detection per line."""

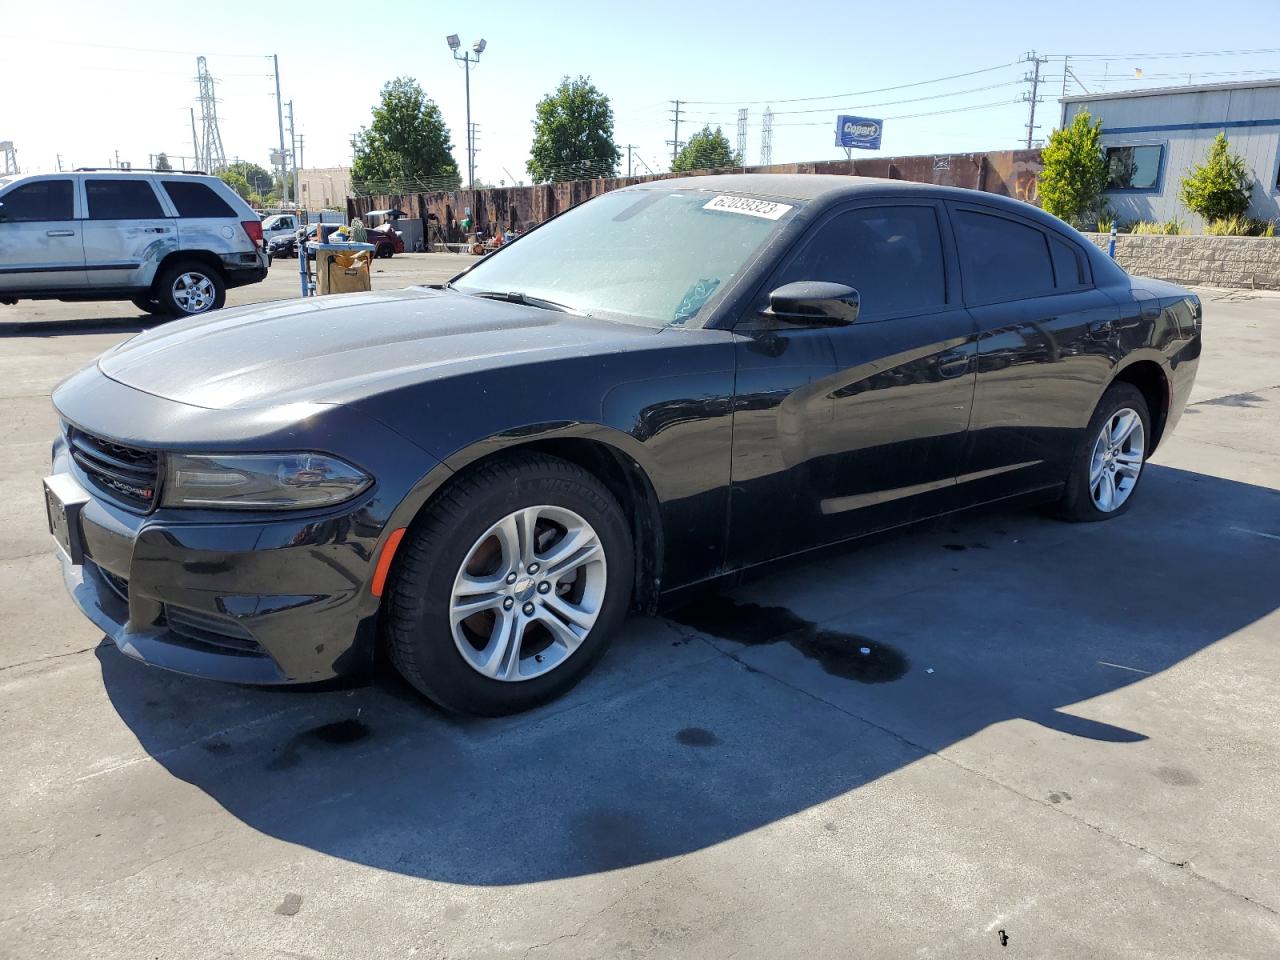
xmin=46 ymin=175 xmax=1201 ymax=715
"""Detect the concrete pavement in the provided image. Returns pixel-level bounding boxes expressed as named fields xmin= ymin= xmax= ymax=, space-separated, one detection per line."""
xmin=1 ymin=266 xmax=1278 ymax=958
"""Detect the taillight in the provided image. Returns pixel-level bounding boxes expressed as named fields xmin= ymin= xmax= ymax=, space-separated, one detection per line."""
xmin=241 ymin=219 xmax=263 ymax=244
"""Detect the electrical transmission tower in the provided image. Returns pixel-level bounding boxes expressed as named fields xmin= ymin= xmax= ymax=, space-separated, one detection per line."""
xmin=0 ymin=141 xmax=16 ymax=175
xmin=1021 ymin=50 xmax=1048 ymax=149
xmin=760 ymin=107 xmax=774 ymax=166
xmin=736 ymin=108 xmax=748 ymax=164
xmin=194 ymin=56 xmax=227 ymax=172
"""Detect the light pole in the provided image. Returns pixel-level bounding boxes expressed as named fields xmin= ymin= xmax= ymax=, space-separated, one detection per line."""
xmin=447 ymin=34 xmax=486 ymax=190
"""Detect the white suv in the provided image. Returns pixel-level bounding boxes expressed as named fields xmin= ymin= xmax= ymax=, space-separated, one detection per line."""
xmin=0 ymin=170 xmax=268 ymax=317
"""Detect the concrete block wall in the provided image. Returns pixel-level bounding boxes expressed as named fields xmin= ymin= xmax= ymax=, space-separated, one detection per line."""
xmin=1081 ymin=233 xmax=1280 ymax=290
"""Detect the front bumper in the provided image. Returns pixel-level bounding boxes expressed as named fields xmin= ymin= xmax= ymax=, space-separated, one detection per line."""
xmin=50 ymin=459 xmax=383 ymax=684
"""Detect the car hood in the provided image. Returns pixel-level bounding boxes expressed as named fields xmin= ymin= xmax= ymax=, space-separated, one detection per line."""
xmin=97 ymin=287 xmax=662 ymax=410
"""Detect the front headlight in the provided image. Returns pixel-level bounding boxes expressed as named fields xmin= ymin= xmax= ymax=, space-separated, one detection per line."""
xmin=162 ymin=452 xmax=372 ymax=510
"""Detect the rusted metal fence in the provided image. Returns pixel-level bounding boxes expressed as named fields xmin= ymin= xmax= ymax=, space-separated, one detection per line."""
xmin=347 ymin=150 xmax=1043 ymax=248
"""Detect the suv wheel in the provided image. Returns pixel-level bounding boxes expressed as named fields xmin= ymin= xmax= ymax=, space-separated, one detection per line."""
xmin=384 ymin=453 xmax=634 ymax=716
xmin=155 ymin=262 xmax=226 ymax=316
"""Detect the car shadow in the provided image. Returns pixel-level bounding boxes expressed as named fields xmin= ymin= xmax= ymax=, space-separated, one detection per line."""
xmin=0 ymin=315 xmax=167 ymax=337
xmin=95 ymin=463 xmax=1279 ymax=884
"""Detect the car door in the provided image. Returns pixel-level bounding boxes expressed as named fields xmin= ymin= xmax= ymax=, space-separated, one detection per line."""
xmin=80 ymin=178 xmax=177 ymax=291
xmin=727 ymin=200 xmax=978 ymax=568
xmin=949 ymin=203 xmax=1122 ymax=500
xmin=0 ymin=178 xmax=86 ymax=292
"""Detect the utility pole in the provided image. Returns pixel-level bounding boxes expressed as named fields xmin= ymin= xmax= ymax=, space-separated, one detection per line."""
xmin=760 ymin=107 xmax=774 ymax=166
xmin=298 ymin=134 xmax=305 ymax=171
xmin=190 ymin=108 xmax=200 ymax=168
xmin=272 ymin=54 xmax=288 ymax=204
xmin=667 ymin=100 xmax=684 ymax=166
xmin=1022 ymin=50 xmax=1048 ymax=149
xmin=56 ymin=154 xmax=63 ymax=172
xmin=736 ymin=108 xmax=748 ymax=165
xmin=622 ymin=144 xmax=638 ymax=178
xmin=287 ymin=100 xmax=299 ymax=207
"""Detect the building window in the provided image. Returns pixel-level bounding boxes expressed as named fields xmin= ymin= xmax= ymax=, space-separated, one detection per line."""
xmin=1105 ymin=144 xmax=1163 ymax=190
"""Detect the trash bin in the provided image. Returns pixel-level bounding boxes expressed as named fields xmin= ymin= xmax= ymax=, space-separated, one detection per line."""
xmin=313 ymin=242 xmax=376 ymax=295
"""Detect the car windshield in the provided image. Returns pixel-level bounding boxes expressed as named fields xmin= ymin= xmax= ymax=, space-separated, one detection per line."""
xmin=451 ymin=189 xmax=798 ymax=327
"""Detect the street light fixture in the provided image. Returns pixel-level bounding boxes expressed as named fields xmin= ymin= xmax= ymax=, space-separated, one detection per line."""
xmin=447 ymin=34 xmax=487 ymax=190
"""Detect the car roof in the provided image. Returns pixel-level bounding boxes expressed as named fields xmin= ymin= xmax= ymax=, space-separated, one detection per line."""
xmin=632 ymin=172 xmax=1084 ymax=238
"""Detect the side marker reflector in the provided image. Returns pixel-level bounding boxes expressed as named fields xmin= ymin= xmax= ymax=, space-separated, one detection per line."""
xmin=371 ymin=527 xmax=407 ymax=597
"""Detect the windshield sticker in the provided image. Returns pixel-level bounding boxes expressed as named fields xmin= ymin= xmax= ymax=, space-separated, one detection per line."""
xmin=702 ymin=195 xmax=793 ymax=220
xmin=673 ymin=278 xmax=721 ymax=325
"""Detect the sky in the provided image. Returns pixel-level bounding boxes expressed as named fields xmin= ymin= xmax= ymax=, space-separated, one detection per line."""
xmin=3 ymin=0 xmax=1280 ymax=188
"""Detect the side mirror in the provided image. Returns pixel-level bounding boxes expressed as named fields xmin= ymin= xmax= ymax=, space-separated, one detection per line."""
xmin=766 ymin=281 xmax=860 ymax=325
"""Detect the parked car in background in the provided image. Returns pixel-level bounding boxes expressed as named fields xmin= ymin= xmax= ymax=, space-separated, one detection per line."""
xmin=0 ymin=170 xmax=266 ymax=316
xmin=260 ymin=210 xmax=345 ymax=247
xmin=45 ymin=175 xmax=1201 ymax=717
xmin=369 ymin=223 xmax=404 ymax=258
xmin=267 ymin=222 xmax=347 ymax=260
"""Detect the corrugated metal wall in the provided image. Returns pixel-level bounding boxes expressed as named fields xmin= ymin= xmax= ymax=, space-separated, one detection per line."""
xmin=1062 ymin=83 xmax=1280 ymax=230
xmin=346 ymin=150 xmax=1044 ymax=246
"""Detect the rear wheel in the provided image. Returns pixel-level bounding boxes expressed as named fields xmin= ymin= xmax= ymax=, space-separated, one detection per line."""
xmin=1057 ymin=382 xmax=1151 ymax=522
xmin=376 ymin=243 xmax=394 ymax=259
xmin=384 ymin=454 xmax=634 ymax=715
xmin=154 ymin=262 xmax=226 ymax=317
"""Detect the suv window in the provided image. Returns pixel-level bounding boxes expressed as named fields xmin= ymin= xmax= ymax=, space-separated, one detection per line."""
xmin=1049 ymin=235 xmax=1087 ymax=289
xmin=86 ymin=179 xmax=165 ymax=220
xmin=779 ymin=205 xmax=947 ymax=319
xmin=954 ymin=209 xmax=1055 ymax=303
xmin=0 ymin=179 xmax=73 ymax=221
xmin=162 ymin=180 xmax=237 ymax=218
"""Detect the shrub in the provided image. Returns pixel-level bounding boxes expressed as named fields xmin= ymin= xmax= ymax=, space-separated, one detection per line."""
xmin=1179 ymin=133 xmax=1253 ymax=222
xmin=1039 ymin=112 xmax=1109 ymax=227
xmin=1095 ymin=214 xmax=1114 ymax=234
xmin=1205 ymin=215 xmax=1275 ymax=236
xmin=1128 ymin=219 xmax=1184 ymax=235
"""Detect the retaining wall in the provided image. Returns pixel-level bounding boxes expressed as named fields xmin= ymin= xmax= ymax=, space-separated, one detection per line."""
xmin=1081 ymin=233 xmax=1280 ymax=290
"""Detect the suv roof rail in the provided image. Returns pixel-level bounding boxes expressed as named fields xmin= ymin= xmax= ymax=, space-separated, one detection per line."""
xmin=72 ymin=167 xmax=210 ymax=175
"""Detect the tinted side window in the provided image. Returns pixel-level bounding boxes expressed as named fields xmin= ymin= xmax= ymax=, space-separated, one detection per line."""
xmin=86 ymin=180 xmax=165 ymax=220
xmin=0 ymin=180 xmax=73 ymax=221
xmin=781 ymin=205 xmax=947 ymax=319
xmin=162 ymin=180 xmax=236 ymax=218
xmin=954 ymin=210 xmax=1054 ymax=303
xmin=1050 ymin=235 xmax=1086 ymax=289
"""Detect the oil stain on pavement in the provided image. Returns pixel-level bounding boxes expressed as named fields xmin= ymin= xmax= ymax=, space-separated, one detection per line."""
xmin=669 ymin=595 xmax=909 ymax=683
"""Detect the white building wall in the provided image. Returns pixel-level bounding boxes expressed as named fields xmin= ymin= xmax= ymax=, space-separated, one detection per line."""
xmin=1061 ymin=82 xmax=1280 ymax=231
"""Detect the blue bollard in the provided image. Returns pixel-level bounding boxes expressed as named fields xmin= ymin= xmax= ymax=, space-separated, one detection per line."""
xmin=1108 ymin=223 xmax=1118 ymax=259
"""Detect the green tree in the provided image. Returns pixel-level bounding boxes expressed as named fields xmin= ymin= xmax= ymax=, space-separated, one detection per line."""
xmin=217 ymin=169 xmax=254 ymax=201
xmin=527 ymin=76 xmax=620 ymax=183
xmin=154 ymin=153 xmax=173 ymax=171
xmin=1038 ymin=111 xmax=1109 ymax=227
xmin=672 ymin=126 xmax=740 ymax=172
xmin=352 ymin=77 xmax=459 ymax=190
xmin=224 ymin=160 xmax=274 ymax=197
xmin=1179 ymin=132 xmax=1252 ymax=222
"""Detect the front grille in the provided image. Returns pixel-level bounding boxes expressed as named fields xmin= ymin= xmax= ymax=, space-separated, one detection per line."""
xmin=163 ymin=605 xmax=264 ymax=657
xmin=68 ymin=429 xmax=159 ymax=510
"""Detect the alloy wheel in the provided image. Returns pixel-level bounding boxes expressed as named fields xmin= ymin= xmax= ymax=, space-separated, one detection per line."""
xmin=450 ymin=505 xmax=607 ymax=681
xmin=1089 ymin=407 xmax=1145 ymax=512
xmin=172 ymin=272 xmax=217 ymax=314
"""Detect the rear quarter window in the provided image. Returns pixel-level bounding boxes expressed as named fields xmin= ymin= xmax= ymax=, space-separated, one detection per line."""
xmin=162 ymin=180 xmax=237 ymax=218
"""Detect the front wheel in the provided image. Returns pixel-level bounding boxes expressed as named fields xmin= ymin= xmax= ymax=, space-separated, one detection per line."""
xmin=154 ymin=262 xmax=226 ymax=317
xmin=384 ymin=454 xmax=634 ymax=715
xmin=1057 ymin=382 xmax=1151 ymax=522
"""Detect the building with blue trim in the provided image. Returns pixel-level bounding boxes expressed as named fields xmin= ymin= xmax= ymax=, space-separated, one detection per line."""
xmin=1060 ymin=79 xmax=1280 ymax=230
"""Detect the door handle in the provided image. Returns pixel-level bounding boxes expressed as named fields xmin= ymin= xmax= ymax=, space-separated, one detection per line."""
xmin=143 ymin=226 xmax=171 ymax=234
xmin=936 ymin=351 xmax=972 ymax=378
xmin=46 ymin=230 xmax=75 ymax=237
xmin=1088 ymin=319 xmax=1115 ymax=339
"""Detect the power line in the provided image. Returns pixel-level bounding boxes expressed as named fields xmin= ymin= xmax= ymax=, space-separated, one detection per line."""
xmin=1045 ymin=46 xmax=1280 ymax=61
xmin=680 ymin=61 xmax=1016 ymax=106
xmin=678 ymin=79 xmax=1022 ymax=120
xmin=768 ymin=98 xmax=1022 ymax=128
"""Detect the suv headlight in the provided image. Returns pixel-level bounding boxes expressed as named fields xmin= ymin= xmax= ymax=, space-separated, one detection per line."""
xmin=162 ymin=453 xmax=372 ymax=510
